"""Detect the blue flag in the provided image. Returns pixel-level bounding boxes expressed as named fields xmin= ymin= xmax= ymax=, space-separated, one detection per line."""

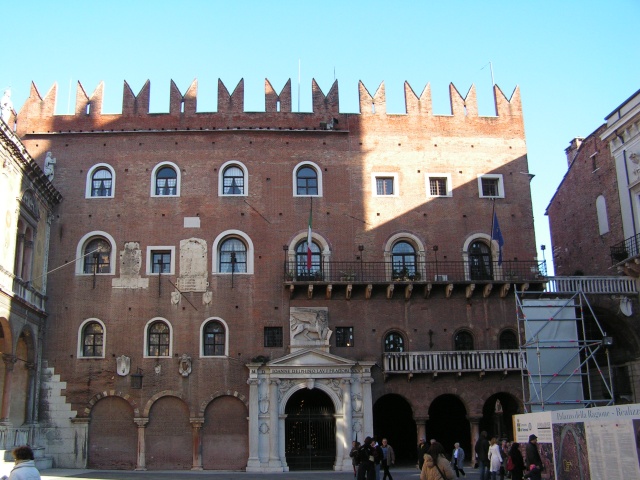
xmin=492 ymin=212 xmax=504 ymax=265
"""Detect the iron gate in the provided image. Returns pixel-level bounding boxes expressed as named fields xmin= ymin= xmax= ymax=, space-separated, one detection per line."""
xmin=285 ymin=389 xmax=335 ymax=470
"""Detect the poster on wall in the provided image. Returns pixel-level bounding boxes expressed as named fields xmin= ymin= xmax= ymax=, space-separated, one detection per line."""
xmin=514 ymin=404 xmax=640 ymax=480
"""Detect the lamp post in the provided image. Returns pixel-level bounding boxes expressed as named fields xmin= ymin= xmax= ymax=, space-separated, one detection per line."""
xmin=540 ymin=245 xmax=547 ymax=275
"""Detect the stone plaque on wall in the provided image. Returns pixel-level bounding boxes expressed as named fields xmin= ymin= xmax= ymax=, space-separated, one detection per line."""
xmin=178 ymin=238 xmax=208 ymax=292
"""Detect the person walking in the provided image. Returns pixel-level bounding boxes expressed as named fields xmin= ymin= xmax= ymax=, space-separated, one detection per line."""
xmin=357 ymin=436 xmax=376 ymax=480
xmin=524 ymin=435 xmax=542 ymax=480
xmin=380 ymin=438 xmax=395 ymax=480
xmin=507 ymin=442 xmax=526 ymax=480
xmin=451 ymin=442 xmax=466 ymax=478
xmin=350 ymin=440 xmax=361 ymax=478
xmin=373 ymin=439 xmax=383 ymax=480
xmin=4 ymin=445 xmax=41 ymax=480
xmin=488 ymin=437 xmax=502 ymax=480
xmin=418 ymin=437 xmax=429 ymax=470
xmin=421 ymin=443 xmax=455 ymax=480
xmin=475 ymin=431 xmax=490 ymax=480
xmin=499 ymin=439 xmax=508 ymax=480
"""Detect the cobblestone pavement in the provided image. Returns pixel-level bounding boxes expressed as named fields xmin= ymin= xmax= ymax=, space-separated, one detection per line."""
xmin=38 ymin=466 xmax=484 ymax=480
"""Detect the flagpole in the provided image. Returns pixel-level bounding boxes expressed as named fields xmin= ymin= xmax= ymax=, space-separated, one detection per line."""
xmin=490 ymin=198 xmax=496 ymax=261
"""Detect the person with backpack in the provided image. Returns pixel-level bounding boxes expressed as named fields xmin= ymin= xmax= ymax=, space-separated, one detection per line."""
xmin=507 ymin=442 xmax=525 ymax=480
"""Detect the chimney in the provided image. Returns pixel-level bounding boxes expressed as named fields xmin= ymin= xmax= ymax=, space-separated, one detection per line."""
xmin=565 ymin=137 xmax=584 ymax=167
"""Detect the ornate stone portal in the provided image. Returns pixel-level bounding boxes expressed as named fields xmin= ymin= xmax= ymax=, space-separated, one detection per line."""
xmin=246 ymin=307 xmax=374 ymax=472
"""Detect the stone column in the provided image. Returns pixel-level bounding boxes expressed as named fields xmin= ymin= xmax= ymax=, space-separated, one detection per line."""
xmin=190 ymin=418 xmax=204 ymax=470
xmin=361 ymin=377 xmax=374 ymax=438
xmin=246 ymin=378 xmax=261 ymax=470
xmin=268 ymin=379 xmax=281 ymax=468
xmin=340 ymin=379 xmax=353 ymax=470
xmin=469 ymin=416 xmax=481 ymax=462
xmin=14 ymin=233 xmax=24 ymax=278
xmin=0 ymin=355 xmax=17 ymax=424
xmin=25 ymin=362 xmax=36 ymax=424
xmin=134 ymin=417 xmax=149 ymax=471
xmin=415 ymin=416 xmax=428 ymax=445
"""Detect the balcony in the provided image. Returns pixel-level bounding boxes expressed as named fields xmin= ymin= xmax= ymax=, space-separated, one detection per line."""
xmin=382 ymin=350 xmax=522 ymax=379
xmin=610 ymin=233 xmax=640 ymax=265
xmin=284 ymin=260 xmax=546 ymax=299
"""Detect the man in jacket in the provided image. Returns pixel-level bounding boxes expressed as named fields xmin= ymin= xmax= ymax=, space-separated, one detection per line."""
xmin=381 ymin=438 xmax=395 ymax=480
xmin=525 ymin=434 xmax=543 ymax=472
xmin=475 ymin=431 xmax=490 ymax=480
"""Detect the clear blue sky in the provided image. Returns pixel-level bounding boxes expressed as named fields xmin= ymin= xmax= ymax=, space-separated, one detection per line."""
xmin=3 ymin=1 xmax=638 ymax=274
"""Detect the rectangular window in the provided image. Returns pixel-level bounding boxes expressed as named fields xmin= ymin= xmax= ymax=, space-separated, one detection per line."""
xmin=376 ymin=177 xmax=394 ymax=195
xmin=264 ymin=327 xmax=283 ymax=348
xmin=335 ymin=327 xmax=354 ymax=347
xmin=477 ymin=174 xmax=504 ymax=198
xmin=429 ymin=177 xmax=447 ymax=196
xmin=151 ymin=251 xmax=171 ymax=274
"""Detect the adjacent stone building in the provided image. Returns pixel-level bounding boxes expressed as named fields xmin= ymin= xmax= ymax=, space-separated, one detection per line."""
xmin=14 ymin=78 xmax=544 ymax=471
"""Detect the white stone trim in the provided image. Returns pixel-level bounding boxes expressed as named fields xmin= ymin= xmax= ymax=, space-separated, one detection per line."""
xmin=199 ymin=317 xmax=229 ymax=357
xmin=143 ymin=317 xmax=173 ymax=358
xmin=77 ymin=318 xmax=106 ymax=359
xmin=292 ymin=161 xmax=323 ymax=197
xmin=145 ymin=245 xmax=176 ymax=275
xmin=85 ymin=163 xmax=115 ymax=198
xmin=212 ymin=229 xmax=254 ymax=274
xmin=150 ymin=161 xmax=181 ymax=197
xmin=218 ymin=160 xmax=248 ymax=197
xmin=75 ymin=231 xmax=117 ymax=275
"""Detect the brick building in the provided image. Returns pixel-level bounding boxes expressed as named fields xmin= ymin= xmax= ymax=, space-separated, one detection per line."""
xmin=14 ymin=78 xmax=543 ymax=471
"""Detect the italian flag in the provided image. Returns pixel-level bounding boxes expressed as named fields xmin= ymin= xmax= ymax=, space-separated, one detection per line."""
xmin=307 ymin=199 xmax=313 ymax=270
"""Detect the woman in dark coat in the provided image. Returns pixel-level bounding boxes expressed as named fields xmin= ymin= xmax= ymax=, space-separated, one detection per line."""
xmin=508 ymin=442 xmax=526 ymax=480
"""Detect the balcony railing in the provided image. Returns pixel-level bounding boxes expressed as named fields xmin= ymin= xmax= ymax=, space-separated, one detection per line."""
xmin=383 ymin=350 xmax=522 ymax=375
xmin=284 ymin=260 xmax=546 ymax=283
xmin=545 ymin=276 xmax=638 ymax=295
xmin=610 ymin=233 xmax=640 ymax=264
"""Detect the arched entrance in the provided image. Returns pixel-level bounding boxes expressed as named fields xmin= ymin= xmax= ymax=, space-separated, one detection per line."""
xmin=373 ymin=394 xmax=416 ymax=465
xmin=479 ymin=393 xmax=521 ymax=440
xmin=427 ymin=395 xmax=470 ymax=455
xmin=88 ymin=396 xmax=137 ymax=469
xmin=285 ymin=388 xmax=335 ymax=470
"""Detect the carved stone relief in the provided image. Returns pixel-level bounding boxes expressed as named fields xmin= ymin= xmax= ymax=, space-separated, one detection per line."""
xmin=177 ymin=238 xmax=208 ymax=292
xmin=289 ymin=307 xmax=332 ymax=351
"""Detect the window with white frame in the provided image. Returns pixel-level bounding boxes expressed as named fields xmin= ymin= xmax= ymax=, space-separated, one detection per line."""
xmin=151 ymin=162 xmax=181 ymax=197
xmin=146 ymin=246 xmax=175 ymax=275
xmin=86 ymin=164 xmax=115 ymax=198
xmin=78 ymin=319 xmax=106 ymax=358
xmin=293 ymin=161 xmax=323 ymax=197
xmin=145 ymin=319 xmax=172 ymax=357
xmin=76 ymin=231 xmax=116 ymax=275
xmin=372 ymin=173 xmax=398 ymax=196
xmin=477 ymin=174 xmax=504 ymax=198
xmin=201 ymin=318 xmax=228 ymax=357
xmin=212 ymin=230 xmax=254 ymax=274
xmin=219 ymin=161 xmax=248 ymax=196
xmin=426 ymin=173 xmax=452 ymax=197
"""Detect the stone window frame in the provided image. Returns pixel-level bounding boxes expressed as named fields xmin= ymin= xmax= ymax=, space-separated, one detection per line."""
xmin=499 ymin=329 xmax=518 ymax=350
xmin=461 ymin=233 xmax=502 ymax=281
xmin=200 ymin=317 xmax=229 ymax=357
xmin=425 ymin=172 xmax=453 ymax=197
xmin=371 ymin=172 xmax=399 ymax=197
xmin=85 ymin=163 xmax=115 ymax=199
xmin=75 ymin=231 xmax=117 ymax=276
xmin=454 ymin=329 xmax=475 ymax=351
xmin=477 ymin=173 xmax=505 ymax=198
xmin=292 ymin=161 xmax=323 ymax=197
xmin=143 ymin=317 xmax=173 ymax=358
xmin=218 ymin=160 xmax=248 ymax=197
xmin=77 ymin=318 xmax=106 ymax=359
xmin=383 ymin=232 xmax=426 ymax=281
xmin=150 ymin=161 xmax=181 ymax=197
xmin=383 ymin=330 xmax=406 ymax=352
xmin=212 ymin=229 xmax=254 ymax=274
xmin=145 ymin=246 xmax=176 ymax=275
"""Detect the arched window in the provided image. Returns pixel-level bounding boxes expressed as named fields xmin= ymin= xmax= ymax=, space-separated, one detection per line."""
xmin=384 ymin=332 xmax=405 ymax=352
xmin=295 ymin=239 xmax=322 ymax=278
xmin=392 ymin=241 xmax=417 ymax=278
xmin=499 ymin=330 xmax=518 ymax=350
xmin=82 ymin=321 xmax=104 ymax=357
xmin=222 ymin=165 xmax=244 ymax=195
xmin=147 ymin=321 xmax=170 ymax=357
xmin=469 ymin=241 xmax=493 ymax=280
xmin=83 ymin=237 xmax=112 ymax=274
xmin=454 ymin=331 xmax=474 ymax=351
xmin=203 ymin=320 xmax=226 ymax=356
xmin=296 ymin=166 xmax=318 ymax=195
xmin=155 ymin=166 xmax=177 ymax=196
xmin=91 ymin=168 xmax=113 ymax=197
xmin=219 ymin=238 xmax=247 ymax=273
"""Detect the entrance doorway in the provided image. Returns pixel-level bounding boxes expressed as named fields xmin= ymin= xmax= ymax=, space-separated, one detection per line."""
xmin=427 ymin=395 xmax=470 ymax=455
xmin=373 ymin=394 xmax=416 ymax=465
xmin=285 ymin=388 xmax=336 ymax=470
xmin=479 ymin=393 xmax=520 ymax=441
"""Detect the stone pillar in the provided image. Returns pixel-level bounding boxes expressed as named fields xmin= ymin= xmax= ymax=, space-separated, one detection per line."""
xmin=190 ymin=418 xmax=204 ymax=470
xmin=279 ymin=414 xmax=288 ymax=470
xmin=361 ymin=377 xmax=374 ymax=438
xmin=246 ymin=378 xmax=261 ymax=470
xmin=25 ymin=362 xmax=36 ymax=424
xmin=0 ymin=355 xmax=17 ymax=424
xmin=469 ymin=416 xmax=481 ymax=462
xmin=14 ymin=233 xmax=24 ymax=278
xmin=340 ymin=379 xmax=353 ymax=470
xmin=134 ymin=417 xmax=149 ymax=471
xmin=268 ymin=379 xmax=281 ymax=468
xmin=415 ymin=416 xmax=428 ymax=445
